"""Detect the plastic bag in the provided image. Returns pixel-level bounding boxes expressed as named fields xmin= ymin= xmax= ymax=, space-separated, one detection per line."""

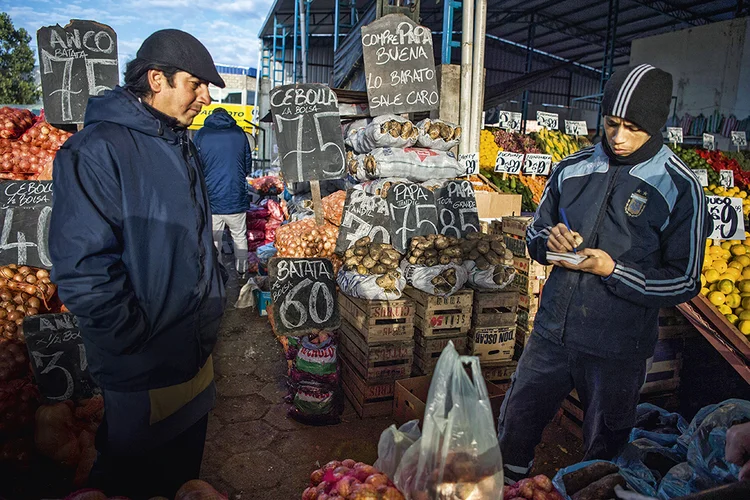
xmin=401 ymin=261 xmax=468 ymax=297
xmin=620 ymin=438 xmax=684 ymax=484
xmin=394 ymin=342 xmax=504 ymax=499
xmin=348 ymin=147 xmax=463 ymax=182
xmin=345 ymin=115 xmax=418 ymax=153
xmin=337 ymin=267 xmax=406 ymax=301
xmin=655 ymin=463 xmax=693 ymax=499
xmin=287 ymin=334 xmax=343 ymax=425
xmin=359 ymin=177 xmax=412 ymax=198
xmin=552 ymin=460 xmax=657 ymax=499
xmin=374 ymin=420 xmax=422 ymax=480
xmin=463 ymin=261 xmax=517 ymax=290
xmin=256 ymin=243 xmax=277 ymax=264
xmin=415 ymin=118 xmax=462 ymax=151
xmin=631 ymin=403 xmax=689 ymax=450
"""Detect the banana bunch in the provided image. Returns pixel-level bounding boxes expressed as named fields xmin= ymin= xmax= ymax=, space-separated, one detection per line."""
xmin=535 ymin=128 xmax=581 ymax=163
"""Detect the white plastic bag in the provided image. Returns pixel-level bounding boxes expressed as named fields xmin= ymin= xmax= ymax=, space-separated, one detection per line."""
xmin=463 ymin=261 xmax=517 ymax=290
xmin=337 ymin=267 xmax=406 ymax=301
xmin=348 ymin=147 xmax=463 ymax=182
xmin=345 ymin=115 xmax=419 ymax=153
xmin=374 ymin=420 xmax=422 ymax=481
xmin=394 ymin=342 xmax=504 ymax=499
xmin=401 ymin=261 xmax=468 ymax=297
xmin=416 ymin=118 xmax=461 ymax=151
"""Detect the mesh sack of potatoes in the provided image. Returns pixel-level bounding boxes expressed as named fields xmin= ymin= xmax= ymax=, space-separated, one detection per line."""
xmin=345 ymin=115 xmax=419 ymax=154
xmin=415 ymin=118 xmax=462 ymax=151
xmin=337 ymin=237 xmax=406 ymax=300
xmin=460 ymin=232 xmax=516 ymax=290
xmin=401 ymin=261 xmax=468 ymax=297
xmin=359 ymin=177 xmax=411 ymax=198
xmin=348 ymin=147 xmax=463 ymax=183
xmin=463 ymin=261 xmax=516 ymax=290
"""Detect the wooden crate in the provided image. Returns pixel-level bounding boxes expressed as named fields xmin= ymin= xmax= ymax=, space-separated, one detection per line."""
xmin=468 ymin=326 xmax=515 ymax=363
xmin=658 ymin=307 xmax=697 ymax=338
xmin=518 ymin=293 xmax=540 ymax=315
xmin=504 ymin=234 xmax=531 ymax=258
xmin=412 ymin=334 xmax=468 ymax=375
xmin=516 ymin=308 xmax=534 ymax=333
xmin=338 ymin=320 xmax=413 ymax=384
xmin=480 ymin=360 xmax=518 ymax=389
xmin=404 ymin=288 xmax=474 ymax=337
xmin=513 ymin=272 xmax=543 ymax=295
xmin=338 ymin=293 xmax=414 ymax=343
xmin=473 ymin=290 xmax=519 ymax=328
xmin=502 ymin=216 xmax=534 ymax=237
xmin=513 ymin=256 xmax=549 ymax=278
xmin=340 ymin=357 xmax=395 ymax=418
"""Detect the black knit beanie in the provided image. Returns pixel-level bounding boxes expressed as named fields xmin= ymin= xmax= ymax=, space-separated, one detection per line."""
xmin=601 ymin=64 xmax=673 ymax=137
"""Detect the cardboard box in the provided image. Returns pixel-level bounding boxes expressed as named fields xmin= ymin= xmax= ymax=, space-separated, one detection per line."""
xmin=393 ymin=375 xmax=507 ymax=426
xmin=502 ymin=216 xmax=534 ymax=237
xmin=475 ymin=191 xmax=522 ymax=219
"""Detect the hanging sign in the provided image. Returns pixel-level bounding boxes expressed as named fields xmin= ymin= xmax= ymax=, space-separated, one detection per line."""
xmin=0 ymin=181 xmax=53 ymax=269
xmin=269 ymin=258 xmax=340 ymax=335
xmin=732 ymin=131 xmax=747 ymax=148
xmin=37 ymin=20 xmax=118 ymax=124
xmin=23 ymin=313 xmax=98 ymax=402
xmin=522 ymin=154 xmax=553 ymax=176
xmin=703 ymin=133 xmax=716 ymax=151
xmin=459 ymin=153 xmax=479 ymax=176
xmin=269 ymin=83 xmax=346 ymax=183
xmin=498 ymin=111 xmax=522 ymax=132
xmin=667 ymin=127 xmax=683 ymax=144
xmin=536 ymin=111 xmax=559 ymax=130
xmin=564 ymin=120 xmax=587 ymax=136
xmin=435 ymin=180 xmax=480 ymax=238
xmin=361 ymin=14 xmax=439 ymax=116
xmin=720 ymin=169 xmax=734 ymax=188
xmin=706 ymin=196 xmax=746 ymax=241
xmin=495 ymin=151 xmax=524 ymax=175
xmin=335 ymin=189 xmax=391 ymax=254
xmin=386 ymin=182 xmax=438 ymax=253
xmin=694 ymin=169 xmax=708 ymax=187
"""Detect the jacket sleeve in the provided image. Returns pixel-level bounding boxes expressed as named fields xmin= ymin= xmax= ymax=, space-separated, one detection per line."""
xmin=243 ymin=135 xmax=253 ymax=177
xmin=49 ymin=144 xmax=151 ymax=355
xmin=603 ymin=176 xmax=708 ymax=308
xmin=526 ymin=166 xmax=563 ymax=265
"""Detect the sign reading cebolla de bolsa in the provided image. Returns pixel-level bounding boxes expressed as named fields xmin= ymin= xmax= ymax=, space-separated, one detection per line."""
xmin=37 ymin=20 xmax=119 ymax=124
xmin=361 ymin=14 xmax=439 ymax=116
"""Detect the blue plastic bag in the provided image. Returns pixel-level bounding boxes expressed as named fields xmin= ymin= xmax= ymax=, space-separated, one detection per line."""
xmin=552 ymin=459 xmax=657 ymax=499
xmin=631 ymin=403 xmax=689 ymax=450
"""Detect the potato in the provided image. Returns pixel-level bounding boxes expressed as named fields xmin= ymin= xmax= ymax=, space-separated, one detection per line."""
xmin=476 ymin=241 xmax=490 ymax=255
xmin=439 ymin=255 xmax=451 ymax=265
xmin=372 ymin=264 xmax=388 ymax=274
xmin=442 ymin=246 xmax=463 ymax=258
xmin=425 ymin=257 xmax=438 ymax=267
xmin=461 ymin=240 xmax=477 ymax=254
xmin=417 ymin=257 xmax=426 ymax=265
xmin=412 ymin=248 xmax=424 ymax=258
xmin=355 ymin=236 xmax=371 ymax=247
xmin=344 ymin=256 xmax=361 ymax=267
xmin=466 ymin=232 xmax=481 ymax=241
xmin=475 ymin=256 xmax=490 ymax=270
xmin=468 ymin=249 xmax=480 ymax=261
xmin=490 ymin=240 xmax=505 ymax=255
xmin=344 ymin=248 xmax=355 ymax=259
xmin=356 ymin=265 xmax=368 ymax=275
xmin=571 ymin=473 xmax=626 ymax=500
xmin=379 ymin=256 xmax=394 ymax=267
xmin=354 ymin=246 xmax=368 ymax=257
xmin=485 ymin=250 xmax=501 ymax=266
xmin=563 ymin=463 xmax=620 ymax=496
xmin=408 ymin=256 xmax=419 ymax=265
xmin=362 ymin=255 xmax=377 ymax=269
xmin=434 ymin=235 xmax=450 ymax=250
xmin=369 ymin=246 xmax=383 ymax=260
xmin=424 ymin=249 xmax=438 ymax=259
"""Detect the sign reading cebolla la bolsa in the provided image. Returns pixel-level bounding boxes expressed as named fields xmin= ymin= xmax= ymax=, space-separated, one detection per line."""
xmin=361 ymin=14 xmax=439 ymax=116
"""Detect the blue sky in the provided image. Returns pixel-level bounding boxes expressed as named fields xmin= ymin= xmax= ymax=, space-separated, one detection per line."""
xmin=1 ymin=0 xmax=274 ymax=71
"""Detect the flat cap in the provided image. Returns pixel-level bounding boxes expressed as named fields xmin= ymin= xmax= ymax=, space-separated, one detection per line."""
xmin=137 ymin=29 xmax=225 ymax=88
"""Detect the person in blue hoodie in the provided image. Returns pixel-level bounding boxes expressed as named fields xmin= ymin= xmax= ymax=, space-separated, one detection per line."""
xmin=194 ymin=107 xmax=252 ymax=277
xmin=49 ymin=30 xmax=226 ymax=498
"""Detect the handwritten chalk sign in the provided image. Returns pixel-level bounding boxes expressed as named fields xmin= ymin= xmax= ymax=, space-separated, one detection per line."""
xmin=667 ymin=127 xmax=683 ymax=144
xmin=565 ymin=120 xmax=587 ymax=136
xmin=495 ymin=151 xmax=524 ymax=175
xmin=694 ymin=169 xmax=708 ymax=187
xmin=732 ymin=131 xmax=747 ymax=148
xmin=23 ymin=313 xmax=98 ymax=402
xmin=720 ymin=169 xmax=734 ymax=188
xmin=498 ymin=111 xmax=522 ymax=132
xmin=0 ymin=181 xmax=53 ymax=269
xmin=361 ymin=14 xmax=439 ymax=116
xmin=703 ymin=133 xmax=715 ymax=151
xmin=37 ymin=20 xmax=118 ymax=124
xmin=335 ymin=189 xmax=391 ymax=254
xmin=522 ymin=154 xmax=553 ymax=176
xmin=269 ymin=83 xmax=346 ymax=183
xmin=536 ymin=112 xmax=558 ymax=130
xmin=435 ymin=180 xmax=480 ymax=238
xmin=459 ymin=152 xmax=479 ymax=176
xmin=386 ymin=182 xmax=438 ymax=253
xmin=269 ymin=258 xmax=340 ymax=335
xmin=706 ymin=196 xmax=745 ymax=241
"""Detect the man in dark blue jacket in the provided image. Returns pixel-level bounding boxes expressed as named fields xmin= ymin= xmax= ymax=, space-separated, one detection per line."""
xmin=498 ymin=64 xmax=708 ymax=483
xmin=194 ymin=107 xmax=252 ymax=276
xmin=49 ymin=29 xmax=226 ymax=498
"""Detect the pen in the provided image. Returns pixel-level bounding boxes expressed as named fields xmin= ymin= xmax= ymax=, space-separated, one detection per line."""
xmin=559 ymin=207 xmax=576 ymax=254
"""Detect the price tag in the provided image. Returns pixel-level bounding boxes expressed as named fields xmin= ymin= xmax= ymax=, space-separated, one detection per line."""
xmin=732 ymin=131 xmax=747 ymax=148
xmin=703 ymin=133 xmax=715 ymax=151
xmin=564 ymin=120 xmax=588 ymax=136
xmin=498 ymin=111 xmax=522 ymax=132
xmin=522 ymin=154 xmax=553 ymax=176
xmin=536 ymin=111 xmax=559 ymax=130
xmin=667 ymin=127 xmax=683 ymax=144
xmin=694 ymin=169 xmax=708 ymax=187
xmin=495 ymin=151 xmax=524 ymax=174
xmin=720 ymin=169 xmax=734 ymax=188
xmin=459 ymin=152 xmax=479 ymax=176
xmin=706 ymin=196 xmax=746 ymax=240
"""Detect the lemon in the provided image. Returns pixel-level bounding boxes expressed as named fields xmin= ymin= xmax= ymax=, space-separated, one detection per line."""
xmin=718 ymin=304 xmax=733 ymax=315
xmin=739 ymin=321 xmax=750 ymax=336
xmin=701 ymin=287 xmax=710 ymax=296
xmin=736 ymin=255 xmax=750 ymax=267
xmin=742 ymin=297 xmax=750 ymax=309
xmin=739 ymin=280 xmax=750 ymax=293
xmin=708 ymin=246 xmax=724 ymax=257
xmin=704 ymin=269 xmax=721 ymax=283
xmin=739 ymin=311 xmax=750 ymax=321
xmin=708 ymin=291 xmax=726 ymax=306
xmin=726 ymin=293 xmax=741 ymax=308
xmin=721 ymin=241 xmax=733 ymax=250
xmin=727 ymin=314 xmax=740 ymax=325
xmin=729 ymin=260 xmax=744 ymax=270
xmin=712 ymin=260 xmax=728 ymax=274
xmin=721 ymin=270 xmax=740 ymax=282
xmin=719 ymin=279 xmax=735 ymax=294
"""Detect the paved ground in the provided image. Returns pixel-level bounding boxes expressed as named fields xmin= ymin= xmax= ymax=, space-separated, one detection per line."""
xmin=199 ymin=276 xmax=584 ymax=499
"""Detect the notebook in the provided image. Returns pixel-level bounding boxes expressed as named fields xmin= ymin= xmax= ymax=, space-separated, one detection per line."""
xmin=546 ymin=251 xmax=589 ymax=265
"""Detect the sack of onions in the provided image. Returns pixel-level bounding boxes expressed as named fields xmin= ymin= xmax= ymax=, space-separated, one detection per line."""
xmin=0 ymin=107 xmax=36 ymax=140
xmin=275 ymin=218 xmax=340 ymax=259
xmin=0 ymin=265 xmax=57 ymax=342
xmin=0 ymin=377 xmax=40 ymax=436
xmin=322 ymin=190 xmax=347 ymax=226
xmin=0 ymin=340 xmax=30 ymax=382
xmin=20 ymin=120 xmax=73 ymax=151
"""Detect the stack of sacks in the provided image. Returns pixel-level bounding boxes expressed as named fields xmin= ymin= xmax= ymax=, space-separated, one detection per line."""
xmin=246 ymin=199 xmax=285 ymax=253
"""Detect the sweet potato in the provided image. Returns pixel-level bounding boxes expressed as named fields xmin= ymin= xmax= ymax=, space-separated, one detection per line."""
xmin=563 ymin=462 xmax=619 ymax=495
xmin=571 ymin=473 xmax=625 ymax=500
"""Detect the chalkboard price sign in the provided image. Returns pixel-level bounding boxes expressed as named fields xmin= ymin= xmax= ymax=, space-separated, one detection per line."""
xmin=269 ymin=258 xmax=340 ymax=335
xmin=269 ymin=83 xmax=346 ymax=183
xmin=335 ymin=189 xmax=391 ymax=254
xmin=361 ymin=14 xmax=439 ymax=116
xmin=0 ymin=181 xmax=53 ymax=268
xmin=706 ymin=196 xmax=746 ymax=241
xmin=37 ymin=20 xmax=119 ymax=124
xmin=386 ymin=182 xmax=438 ymax=253
xmin=23 ymin=313 xmax=97 ymax=402
xmin=436 ymin=180 xmax=480 ymax=238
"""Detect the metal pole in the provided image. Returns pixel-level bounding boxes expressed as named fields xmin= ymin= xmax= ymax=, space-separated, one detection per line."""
xmin=293 ymin=0 xmax=299 ymax=82
xmin=459 ymin=0 xmax=474 ymax=155
xmin=300 ymin=0 xmax=308 ymax=83
xmin=596 ymin=0 xmax=619 ymax=139
xmin=521 ymin=16 xmax=535 ymax=134
xmin=441 ymin=0 xmax=454 ymax=64
xmin=470 ymin=0 xmax=487 ymax=153
xmin=334 ymin=0 xmax=341 ymax=52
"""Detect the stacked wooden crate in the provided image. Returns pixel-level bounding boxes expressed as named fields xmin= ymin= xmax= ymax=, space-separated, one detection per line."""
xmin=337 ymin=294 xmax=415 ymax=418
xmin=405 ymin=287 xmax=473 ymax=376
